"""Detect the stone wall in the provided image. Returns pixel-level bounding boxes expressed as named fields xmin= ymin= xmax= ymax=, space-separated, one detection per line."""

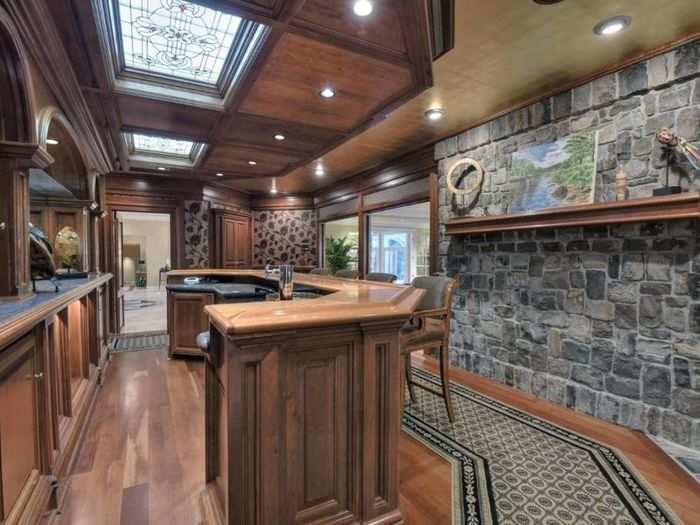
xmin=435 ymin=40 xmax=700 ymax=450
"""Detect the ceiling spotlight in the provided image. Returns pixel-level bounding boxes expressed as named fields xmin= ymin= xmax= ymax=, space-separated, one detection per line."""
xmin=274 ymin=134 xmax=286 ymax=141
xmin=216 ymin=172 xmax=224 ymax=177
xmin=353 ymin=0 xmax=373 ymax=16
xmin=320 ymin=87 xmax=335 ymax=98
xmin=248 ymin=160 xmax=257 ymax=166
xmin=594 ymin=15 xmax=631 ymax=36
xmin=157 ymin=167 xmax=167 ymax=171
xmin=270 ymin=178 xmax=278 ymax=194
xmin=315 ymin=165 xmax=325 ymax=176
xmin=425 ymin=108 xmax=444 ymax=121
xmin=46 ymin=139 xmax=59 ymax=145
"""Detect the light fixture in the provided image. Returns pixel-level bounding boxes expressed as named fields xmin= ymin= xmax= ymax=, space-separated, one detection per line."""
xmin=320 ymin=87 xmax=335 ymax=98
xmin=594 ymin=16 xmax=631 ymax=36
xmin=274 ymin=133 xmax=286 ymax=141
xmin=425 ymin=108 xmax=444 ymax=121
xmin=216 ymin=172 xmax=224 ymax=177
xmin=270 ymin=178 xmax=278 ymax=194
xmin=353 ymin=0 xmax=373 ymax=16
xmin=248 ymin=160 xmax=257 ymax=166
xmin=157 ymin=167 xmax=167 ymax=171
xmin=315 ymin=164 xmax=325 ymax=176
xmin=46 ymin=139 xmax=59 ymax=145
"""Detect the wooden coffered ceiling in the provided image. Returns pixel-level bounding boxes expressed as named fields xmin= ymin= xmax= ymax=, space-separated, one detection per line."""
xmin=48 ymin=0 xmax=700 ymax=196
xmin=47 ymin=0 xmax=433 ymax=192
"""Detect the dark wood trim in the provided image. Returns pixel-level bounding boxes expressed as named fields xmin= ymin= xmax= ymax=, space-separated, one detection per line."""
xmin=445 ymin=193 xmax=700 ymax=236
xmin=250 ymin=194 xmax=314 ymax=210
xmin=314 ymin=145 xmax=435 ymax=206
xmin=427 ymin=0 xmax=455 ymax=60
xmin=429 ymin=171 xmax=439 ymax=275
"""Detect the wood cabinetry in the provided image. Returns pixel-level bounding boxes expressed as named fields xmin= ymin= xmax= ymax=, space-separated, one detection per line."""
xmin=202 ymin=321 xmax=406 ymax=525
xmin=168 ymin=292 xmax=214 ymax=358
xmin=0 ymin=334 xmax=39 ymax=523
xmin=0 ymin=275 xmax=111 ymax=523
xmin=210 ymin=210 xmax=251 ymax=269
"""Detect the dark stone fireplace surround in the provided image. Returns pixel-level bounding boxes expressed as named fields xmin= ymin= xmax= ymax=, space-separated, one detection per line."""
xmin=435 ymin=40 xmax=700 ymax=451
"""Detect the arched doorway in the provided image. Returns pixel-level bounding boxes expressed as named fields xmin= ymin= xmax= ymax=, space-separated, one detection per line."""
xmin=0 ymin=7 xmax=37 ymax=297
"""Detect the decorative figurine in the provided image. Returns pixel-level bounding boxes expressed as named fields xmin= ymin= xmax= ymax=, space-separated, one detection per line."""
xmin=29 ymin=223 xmax=60 ymax=292
xmin=653 ymin=128 xmax=699 ymax=196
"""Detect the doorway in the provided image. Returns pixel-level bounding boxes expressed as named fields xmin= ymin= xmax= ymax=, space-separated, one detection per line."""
xmin=117 ymin=211 xmax=171 ymax=334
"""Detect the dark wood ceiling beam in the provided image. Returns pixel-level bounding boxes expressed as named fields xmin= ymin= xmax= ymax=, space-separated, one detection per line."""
xmin=398 ymin=0 xmax=434 ymax=89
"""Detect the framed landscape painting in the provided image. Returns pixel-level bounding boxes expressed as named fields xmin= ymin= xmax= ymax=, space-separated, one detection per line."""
xmin=509 ymin=131 xmax=598 ymax=214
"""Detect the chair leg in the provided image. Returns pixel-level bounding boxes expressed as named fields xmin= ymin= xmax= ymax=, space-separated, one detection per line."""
xmin=438 ymin=345 xmax=455 ymax=422
xmin=404 ymin=353 xmax=416 ymax=403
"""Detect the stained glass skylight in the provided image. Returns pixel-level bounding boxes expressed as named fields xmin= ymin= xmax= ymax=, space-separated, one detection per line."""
xmin=115 ymin=0 xmax=264 ymax=87
xmin=132 ymin=133 xmax=195 ymax=157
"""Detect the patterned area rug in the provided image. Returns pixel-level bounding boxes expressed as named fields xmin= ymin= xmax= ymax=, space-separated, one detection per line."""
xmin=111 ymin=332 xmax=168 ymax=352
xmin=402 ymin=368 xmax=683 ymax=525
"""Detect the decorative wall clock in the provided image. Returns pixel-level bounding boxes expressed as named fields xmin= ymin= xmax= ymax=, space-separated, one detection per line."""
xmin=446 ymin=157 xmax=484 ymax=196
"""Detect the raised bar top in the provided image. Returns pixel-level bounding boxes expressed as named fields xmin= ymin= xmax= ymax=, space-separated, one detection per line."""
xmin=167 ymin=269 xmax=424 ymax=336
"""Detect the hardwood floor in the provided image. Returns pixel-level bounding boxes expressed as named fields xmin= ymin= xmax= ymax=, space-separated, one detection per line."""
xmin=57 ymin=349 xmax=700 ymax=525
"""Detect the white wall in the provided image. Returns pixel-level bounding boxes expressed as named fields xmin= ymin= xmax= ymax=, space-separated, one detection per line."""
xmin=121 ymin=216 xmax=171 ymax=287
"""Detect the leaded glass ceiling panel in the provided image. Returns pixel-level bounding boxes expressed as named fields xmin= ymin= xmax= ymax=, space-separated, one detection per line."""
xmin=116 ymin=0 xmax=243 ymax=85
xmin=132 ymin=133 xmax=195 ymax=156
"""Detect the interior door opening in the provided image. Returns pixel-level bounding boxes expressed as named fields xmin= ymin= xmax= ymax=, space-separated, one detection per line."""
xmin=116 ymin=211 xmax=172 ymax=334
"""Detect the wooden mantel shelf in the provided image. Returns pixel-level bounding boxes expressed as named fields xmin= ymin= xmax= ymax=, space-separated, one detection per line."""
xmin=445 ymin=192 xmax=700 ymax=236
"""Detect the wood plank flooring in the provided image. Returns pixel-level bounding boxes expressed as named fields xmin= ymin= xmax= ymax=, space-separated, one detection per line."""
xmin=56 ymin=349 xmax=700 ymax=525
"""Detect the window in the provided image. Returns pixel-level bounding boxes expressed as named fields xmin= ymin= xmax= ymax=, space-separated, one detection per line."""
xmin=322 ymin=217 xmax=359 ymax=271
xmin=105 ymin=0 xmax=269 ymax=102
xmin=367 ymin=202 xmax=430 ymax=284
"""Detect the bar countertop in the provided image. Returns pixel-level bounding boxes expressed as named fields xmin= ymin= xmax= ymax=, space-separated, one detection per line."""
xmin=167 ymin=269 xmax=425 ymax=336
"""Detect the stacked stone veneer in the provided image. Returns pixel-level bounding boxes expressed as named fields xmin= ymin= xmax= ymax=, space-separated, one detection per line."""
xmin=436 ymin=40 xmax=700 ymax=450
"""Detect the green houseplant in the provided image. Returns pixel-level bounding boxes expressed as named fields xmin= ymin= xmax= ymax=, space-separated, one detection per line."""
xmin=325 ymin=236 xmax=354 ymax=275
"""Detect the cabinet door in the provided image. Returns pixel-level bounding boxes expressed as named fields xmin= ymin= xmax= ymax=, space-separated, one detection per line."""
xmin=169 ymin=293 xmax=214 ymax=357
xmin=222 ymin=217 xmax=251 ymax=268
xmin=0 ymin=335 xmax=39 ymax=520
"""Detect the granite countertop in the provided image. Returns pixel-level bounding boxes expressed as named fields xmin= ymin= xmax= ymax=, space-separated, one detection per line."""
xmin=166 ymin=282 xmax=274 ymax=300
xmin=0 ymin=274 xmax=112 ymax=347
xmin=166 ymin=270 xmax=424 ymax=336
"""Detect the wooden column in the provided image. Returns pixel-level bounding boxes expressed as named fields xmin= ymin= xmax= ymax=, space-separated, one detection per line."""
xmin=0 ymin=142 xmax=53 ymax=299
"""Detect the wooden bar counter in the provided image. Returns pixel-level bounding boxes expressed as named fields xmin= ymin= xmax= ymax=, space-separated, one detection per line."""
xmin=167 ymin=270 xmax=424 ymax=525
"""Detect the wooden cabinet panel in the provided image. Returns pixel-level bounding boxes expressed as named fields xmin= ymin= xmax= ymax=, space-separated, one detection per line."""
xmin=0 ymin=335 xmax=38 ymax=520
xmin=210 ymin=210 xmax=251 ymax=269
xmin=168 ymin=292 xmax=214 ymax=357
xmin=286 ymin=345 xmax=351 ymax=522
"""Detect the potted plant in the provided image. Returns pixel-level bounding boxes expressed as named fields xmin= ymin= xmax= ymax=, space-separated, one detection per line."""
xmin=325 ymin=236 xmax=354 ymax=275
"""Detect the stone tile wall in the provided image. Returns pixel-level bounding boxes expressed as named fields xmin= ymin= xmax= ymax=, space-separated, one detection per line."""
xmin=435 ymin=40 xmax=700 ymax=450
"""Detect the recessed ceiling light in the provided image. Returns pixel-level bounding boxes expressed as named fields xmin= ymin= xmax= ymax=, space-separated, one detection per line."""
xmin=594 ymin=15 xmax=631 ymax=36
xmin=216 ymin=172 xmax=224 ymax=177
xmin=248 ymin=160 xmax=257 ymax=166
xmin=425 ymin=108 xmax=444 ymax=121
xmin=353 ymin=0 xmax=373 ymax=16
xmin=320 ymin=87 xmax=335 ymax=98
xmin=315 ymin=165 xmax=325 ymax=176
xmin=274 ymin=134 xmax=286 ymax=141
xmin=46 ymin=138 xmax=59 ymax=145
xmin=157 ymin=167 xmax=167 ymax=171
